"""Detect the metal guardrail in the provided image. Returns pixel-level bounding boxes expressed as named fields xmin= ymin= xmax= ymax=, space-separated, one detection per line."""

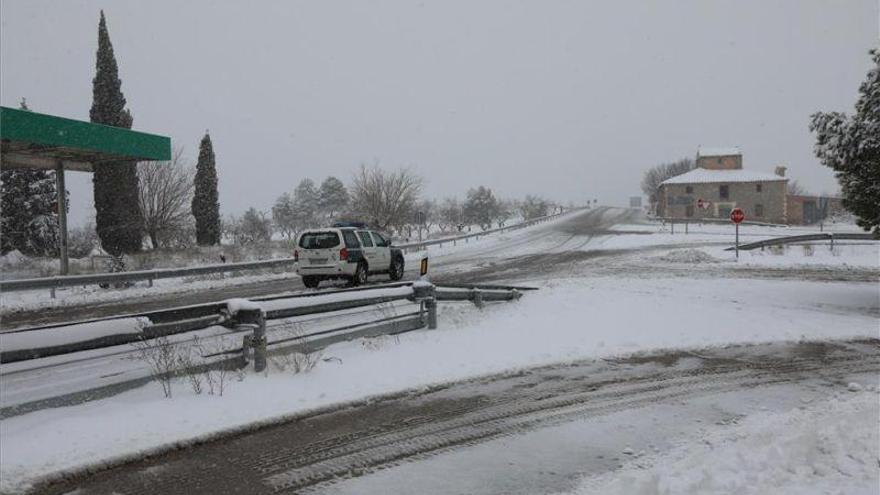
xmin=0 ymin=257 xmax=299 ymax=298
xmin=725 ymin=232 xmax=878 ymax=251
xmin=0 ymin=283 xmax=533 ymax=364
xmin=0 ymin=282 xmax=531 ymax=417
xmin=655 ymin=217 xmax=790 ymax=235
xmin=0 ymin=208 xmax=581 ymax=297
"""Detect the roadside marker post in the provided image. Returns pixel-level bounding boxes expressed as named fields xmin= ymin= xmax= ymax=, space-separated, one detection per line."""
xmin=730 ymin=207 xmax=745 ymax=260
xmin=420 ymin=256 xmax=429 ymax=277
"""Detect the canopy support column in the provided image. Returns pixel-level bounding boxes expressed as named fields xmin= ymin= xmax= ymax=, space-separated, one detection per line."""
xmin=55 ymin=160 xmax=69 ymax=275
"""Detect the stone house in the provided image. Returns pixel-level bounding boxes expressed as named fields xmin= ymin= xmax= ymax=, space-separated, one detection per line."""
xmin=656 ymin=147 xmax=788 ymax=224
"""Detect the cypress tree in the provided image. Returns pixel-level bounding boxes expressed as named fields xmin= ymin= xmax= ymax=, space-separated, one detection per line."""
xmin=90 ymin=10 xmax=142 ymax=256
xmin=192 ymin=132 xmax=221 ymax=245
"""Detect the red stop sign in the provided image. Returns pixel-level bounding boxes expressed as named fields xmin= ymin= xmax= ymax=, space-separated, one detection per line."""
xmin=730 ymin=207 xmax=745 ymax=224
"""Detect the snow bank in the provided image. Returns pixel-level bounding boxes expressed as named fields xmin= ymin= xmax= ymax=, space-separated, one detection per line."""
xmin=654 ymin=249 xmax=719 ymax=264
xmin=258 ymin=286 xmax=415 ymax=313
xmin=0 ymin=317 xmax=149 ymax=353
xmin=567 ymin=391 xmax=880 ymax=495
xmin=224 ymin=298 xmax=263 ymax=316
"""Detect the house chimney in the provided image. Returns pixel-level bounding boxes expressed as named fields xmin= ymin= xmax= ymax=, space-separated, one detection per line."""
xmin=774 ymin=165 xmax=787 ymax=177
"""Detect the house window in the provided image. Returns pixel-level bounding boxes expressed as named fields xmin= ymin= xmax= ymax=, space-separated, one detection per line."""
xmin=755 ymin=204 xmax=764 ymax=217
xmin=717 ymin=158 xmax=723 ymax=165
xmin=685 ymin=205 xmax=694 ymax=217
xmin=756 ymin=184 xmax=762 ymax=193
xmin=719 ymin=184 xmax=729 ymax=199
xmin=685 ymin=186 xmax=693 ymax=194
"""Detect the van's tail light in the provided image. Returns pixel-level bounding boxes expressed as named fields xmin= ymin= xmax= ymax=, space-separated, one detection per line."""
xmin=293 ymin=250 xmax=299 ymax=262
xmin=339 ymin=248 xmax=349 ymax=261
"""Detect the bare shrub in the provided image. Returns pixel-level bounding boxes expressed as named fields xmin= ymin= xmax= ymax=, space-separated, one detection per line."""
xmin=803 ymin=244 xmax=814 ymax=257
xmin=191 ymin=337 xmax=235 ymax=396
xmin=204 ymin=363 xmax=232 ymax=396
xmin=131 ymin=336 xmax=179 ymax=398
xmin=270 ymin=323 xmax=322 ymax=374
xmin=176 ymin=336 xmax=205 ymax=395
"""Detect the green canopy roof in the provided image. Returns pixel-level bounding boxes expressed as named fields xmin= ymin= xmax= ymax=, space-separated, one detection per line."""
xmin=0 ymin=106 xmax=171 ymax=172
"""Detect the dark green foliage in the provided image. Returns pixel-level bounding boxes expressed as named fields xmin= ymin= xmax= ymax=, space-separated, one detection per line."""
xmin=811 ymin=49 xmax=880 ymax=234
xmin=0 ymin=99 xmax=66 ymax=257
xmin=318 ymin=176 xmax=350 ymax=220
xmin=192 ymin=133 xmax=221 ymax=245
xmin=0 ymin=169 xmax=63 ymax=256
xmin=90 ymin=10 xmax=142 ymax=256
xmin=463 ymin=186 xmax=500 ymax=230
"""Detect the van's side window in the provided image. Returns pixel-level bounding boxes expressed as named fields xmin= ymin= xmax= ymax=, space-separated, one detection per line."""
xmin=357 ymin=231 xmax=374 ymax=247
xmin=342 ymin=231 xmax=361 ymax=248
xmin=371 ymin=232 xmax=387 ymax=247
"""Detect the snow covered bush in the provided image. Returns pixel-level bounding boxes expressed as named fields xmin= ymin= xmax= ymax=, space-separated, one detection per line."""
xmin=810 ymin=49 xmax=880 ymax=234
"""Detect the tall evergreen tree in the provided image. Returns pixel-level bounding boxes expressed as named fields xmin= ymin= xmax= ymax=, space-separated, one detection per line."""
xmin=192 ymin=132 xmax=221 ymax=245
xmin=811 ymin=49 xmax=880 ymax=234
xmin=0 ymin=99 xmax=64 ymax=256
xmin=90 ymin=10 xmax=143 ymax=256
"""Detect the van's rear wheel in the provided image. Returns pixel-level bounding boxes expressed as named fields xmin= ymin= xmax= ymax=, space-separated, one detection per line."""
xmin=389 ymin=257 xmax=404 ymax=281
xmin=351 ymin=263 xmax=368 ymax=286
xmin=302 ymin=276 xmax=320 ymax=289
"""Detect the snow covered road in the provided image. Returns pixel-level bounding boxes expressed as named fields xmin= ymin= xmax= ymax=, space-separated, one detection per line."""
xmin=31 ymin=340 xmax=880 ymax=495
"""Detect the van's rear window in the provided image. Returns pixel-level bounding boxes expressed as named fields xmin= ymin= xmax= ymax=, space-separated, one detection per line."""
xmin=299 ymin=232 xmax=340 ymax=249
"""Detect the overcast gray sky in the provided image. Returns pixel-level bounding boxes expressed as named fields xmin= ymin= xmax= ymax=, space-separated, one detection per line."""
xmin=1 ymin=0 xmax=877 ymax=226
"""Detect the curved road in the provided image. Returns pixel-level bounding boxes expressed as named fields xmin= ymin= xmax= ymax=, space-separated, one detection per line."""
xmin=1 ymin=208 xmax=626 ymax=330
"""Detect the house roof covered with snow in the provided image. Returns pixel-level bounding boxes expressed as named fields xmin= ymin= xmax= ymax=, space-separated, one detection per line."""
xmin=660 ymin=168 xmax=787 ymax=185
xmin=697 ymin=146 xmax=741 ymax=157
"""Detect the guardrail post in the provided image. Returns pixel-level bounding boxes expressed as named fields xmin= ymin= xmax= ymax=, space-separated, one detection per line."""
xmin=829 ymin=233 xmax=834 ymax=252
xmin=425 ymin=297 xmax=438 ymax=329
xmin=50 ymin=285 xmax=56 ymax=299
xmin=472 ymin=289 xmax=484 ymax=309
xmin=147 ymin=276 xmax=154 ymax=288
xmin=237 ymin=307 xmax=266 ymax=372
xmin=242 ymin=334 xmax=253 ymax=364
xmin=412 ymin=282 xmax=437 ymax=329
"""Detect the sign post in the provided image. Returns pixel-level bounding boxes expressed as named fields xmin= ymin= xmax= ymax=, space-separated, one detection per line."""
xmin=730 ymin=207 xmax=745 ymax=259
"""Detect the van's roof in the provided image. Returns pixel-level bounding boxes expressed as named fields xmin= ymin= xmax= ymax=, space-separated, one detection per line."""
xmin=300 ymin=227 xmax=362 ymax=233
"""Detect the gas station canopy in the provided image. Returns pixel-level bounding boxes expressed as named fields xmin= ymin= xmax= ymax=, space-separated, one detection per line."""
xmin=0 ymin=106 xmax=170 ymax=171
xmin=0 ymin=105 xmax=172 ymax=275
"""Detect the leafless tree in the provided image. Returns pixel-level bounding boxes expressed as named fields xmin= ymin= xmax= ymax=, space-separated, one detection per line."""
xmin=138 ymin=147 xmax=195 ymax=249
xmin=641 ymin=158 xmax=695 ymax=208
xmin=350 ymin=164 xmax=423 ymax=230
xmin=436 ymin=198 xmax=463 ymax=233
xmin=787 ymin=179 xmax=807 ymax=196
